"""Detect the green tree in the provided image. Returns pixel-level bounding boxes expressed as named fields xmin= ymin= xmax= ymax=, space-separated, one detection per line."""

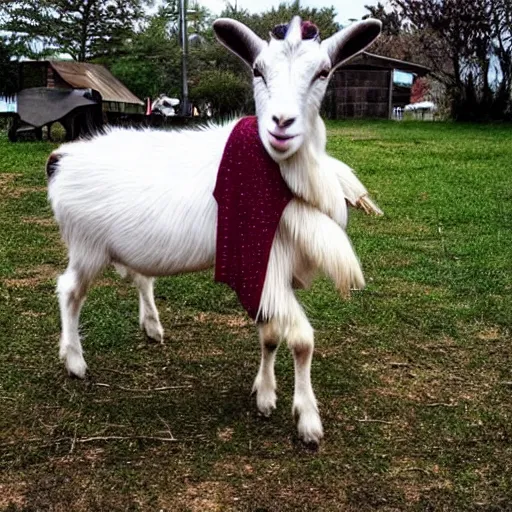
xmin=363 ymin=2 xmax=403 ymax=36
xmin=104 ymin=0 xmax=214 ymax=101
xmin=0 ymin=37 xmax=18 ymax=96
xmin=0 ymin=0 xmax=151 ymax=61
xmin=189 ymin=69 xmax=251 ymax=117
xmin=392 ymin=0 xmax=512 ymax=120
xmin=104 ymin=9 xmax=182 ymax=99
xmin=220 ymin=1 xmax=339 ymax=40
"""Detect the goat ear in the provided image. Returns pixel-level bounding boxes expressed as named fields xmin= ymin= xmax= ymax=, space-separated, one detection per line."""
xmin=322 ymin=19 xmax=382 ymax=70
xmin=213 ymin=18 xmax=265 ymax=67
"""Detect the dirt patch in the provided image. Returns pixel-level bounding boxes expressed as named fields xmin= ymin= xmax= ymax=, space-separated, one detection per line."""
xmin=213 ymin=457 xmax=255 ymax=477
xmin=2 ymin=185 xmax=47 ymax=198
xmin=50 ymin=448 xmax=106 ymax=467
xmin=21 ymin=310 xmax=47 ymax=317
xmin=477 ymin=327 xmax=501 ymax=341
xmin=5 ymin=264 xmax=57 ymax=288
xmin=390 ymin=457 xmax=453 ymax=504
xmin=94 ymin=277 xmax=120 ymax=288
xmin=21 ymin=216 xmax=56 ymax=227
xmin=0 ymin=173 xmax=22 ymax=185
xmin=194 ymin=312 xmax=250 ymax=328
xmin=0 ymin=481 xmax=26 ymax=508
xmin=170 ymin=481 xmax=234 ymax=512
xmin=366 ymin=348 xmax=499 ymax=407
xmin=217 ymin=427 xmax=234 ymax=442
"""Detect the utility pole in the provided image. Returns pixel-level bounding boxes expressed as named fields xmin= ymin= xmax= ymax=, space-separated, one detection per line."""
xmin=179 ymin=0 xmax=189 ymax=116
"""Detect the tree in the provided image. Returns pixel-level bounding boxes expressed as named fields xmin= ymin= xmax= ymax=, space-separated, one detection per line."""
xmin=390 ymin=0 xmax=512 ymax=120
xmin=363 ymin=2 xmax=403 ymax=36
xmin=189 ymin=69 xmax=251 ymax=117
xmin=220 ymin=1 xmax=339 ymax=40
xmin=0 ymin=0 xmax=151 ymax=61
xmin=104 ymin=0 xmax=215 ymax=101
xmin=0 ymin=37 xmax=18 ymax=96
xmin=104 ymin=7 xmax=182 ymax=100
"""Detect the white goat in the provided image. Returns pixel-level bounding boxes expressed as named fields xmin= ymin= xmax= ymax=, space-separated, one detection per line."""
xmin=47 ymin=16 xmax=381 ymax=445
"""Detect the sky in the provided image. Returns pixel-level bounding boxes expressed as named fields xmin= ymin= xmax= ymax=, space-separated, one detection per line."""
xmin=196 ymin=0 xmax=381 ymax=26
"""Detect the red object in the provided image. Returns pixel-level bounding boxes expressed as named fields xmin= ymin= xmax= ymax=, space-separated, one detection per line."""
xmin=411 ymin=78 xmax=429 ymax=104
xmin=214 ymin=116 xmax=294 ymax=320
xmin=145 ymin=97 xmax=152 ymax=116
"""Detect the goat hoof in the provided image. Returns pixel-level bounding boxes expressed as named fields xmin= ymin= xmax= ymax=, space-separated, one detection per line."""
xmin=257 ymin=398 xmax=277 ymax=418
xmin=294 ymin=407 xmax=324 ymax=446
xmin=252 ymin=380 xmax=277 ymax=417
xmin=142 ymin=321 xmax=164 ymax=343
xmin=63 ymin=352 xmax=88 ymax=379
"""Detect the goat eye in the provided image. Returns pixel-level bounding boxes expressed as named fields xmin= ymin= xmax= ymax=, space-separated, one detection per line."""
xmin=317 ymin=69 xmax=330 ymax=80
xmin=253 ymin=67 xmax=264 ymax=79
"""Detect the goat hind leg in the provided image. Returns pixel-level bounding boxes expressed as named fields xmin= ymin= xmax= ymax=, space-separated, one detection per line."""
xmin=114 ymin=264 xmax=163 ymax=342
xmin=57 ymin=264 xmax=99 ymax=378
xmin=252 ymin=321 xmax=280 ymax=417
xmin=134 ymin=274 xmax=163 ymax=342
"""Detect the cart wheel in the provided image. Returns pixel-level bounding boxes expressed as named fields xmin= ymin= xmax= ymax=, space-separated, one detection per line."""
xmin=7 ymin=120 xmax=18 ymax=142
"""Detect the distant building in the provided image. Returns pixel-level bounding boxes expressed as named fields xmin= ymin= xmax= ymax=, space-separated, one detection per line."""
xmin=324 ymin=52 xmax=430 ymax=119
xmin=1 ymin=61 xmax=145 ymax=141
xmin=19 ymin=60 xmax=144 ymax=117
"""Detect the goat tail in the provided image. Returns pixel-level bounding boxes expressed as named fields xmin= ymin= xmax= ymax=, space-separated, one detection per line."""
xmin=46 ymin=152 xmax=63 ymax=180
xmin=283 ymin=201 xmax=365 ymax=297
xmin=323 ymin=223 xmax=365 ymax=297
xmin=327 ymin=156 xmax=383 ymax=216
xmin=356 ymin=194 xmax=383 ymax=216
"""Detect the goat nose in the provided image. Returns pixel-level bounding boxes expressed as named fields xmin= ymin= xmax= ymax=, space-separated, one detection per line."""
xmin=272 ymin=115 xmax=296 ymax=129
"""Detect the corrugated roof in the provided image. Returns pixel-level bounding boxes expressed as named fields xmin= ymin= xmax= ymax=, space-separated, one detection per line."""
xmin=347 ymin=52 xmax=430 ymax=76
xmin=48 ymin=61 xmax=144 ymax=105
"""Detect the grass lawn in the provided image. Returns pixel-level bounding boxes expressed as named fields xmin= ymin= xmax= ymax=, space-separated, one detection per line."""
xmin=0 ymin=120 xmax=511 ymax=511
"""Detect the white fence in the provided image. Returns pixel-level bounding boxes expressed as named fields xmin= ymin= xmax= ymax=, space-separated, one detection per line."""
xmin=0 ymin=95 xmax=18 ymax=114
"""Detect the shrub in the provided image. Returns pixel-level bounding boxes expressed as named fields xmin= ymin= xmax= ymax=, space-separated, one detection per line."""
xmin=189 ymin=70 xmax=252 ymax=118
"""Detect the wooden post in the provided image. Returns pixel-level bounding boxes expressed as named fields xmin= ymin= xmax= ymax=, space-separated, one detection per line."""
xmin=388 ymin=70 xmax=394 ymax=119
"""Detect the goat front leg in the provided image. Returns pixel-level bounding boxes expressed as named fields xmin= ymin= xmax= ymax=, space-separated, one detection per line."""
xmin=252 ymin=321 xmax=280 ymax=417
xmin=285 ymin=306 xmax=323 ymax=446
xmin=259 ymin=229 xmax=323 ymax=444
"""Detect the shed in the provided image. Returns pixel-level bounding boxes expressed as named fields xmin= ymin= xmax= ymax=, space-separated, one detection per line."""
xmin=19 ymin=60 xmax=144 ymax=115
xmin=324 ymin=52 xmax=430 ymax=119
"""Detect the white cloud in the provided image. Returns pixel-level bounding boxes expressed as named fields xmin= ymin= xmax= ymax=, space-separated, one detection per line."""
xmin=197 ymin=0 xmax=380 ymax=26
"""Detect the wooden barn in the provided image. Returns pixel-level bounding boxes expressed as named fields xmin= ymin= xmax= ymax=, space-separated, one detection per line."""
xmin=324 ymin=52 xmax=430 ymax=119
xmin=19 ymin=60 xmax=145 ymax=117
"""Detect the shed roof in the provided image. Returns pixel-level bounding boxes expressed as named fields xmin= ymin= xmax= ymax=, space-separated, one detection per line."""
xmin=48 ymin=61 xmax=144 ymax=105
xmin=346 ymin=52 xmax=430 ymax=76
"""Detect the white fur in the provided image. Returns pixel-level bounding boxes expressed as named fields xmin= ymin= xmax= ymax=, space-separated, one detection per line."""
xmin=48 ymin=16 xmax=381 ymax=444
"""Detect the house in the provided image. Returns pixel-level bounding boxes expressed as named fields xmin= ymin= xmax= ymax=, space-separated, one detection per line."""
xmin=324 ymin=52 xmax=430 ymax=119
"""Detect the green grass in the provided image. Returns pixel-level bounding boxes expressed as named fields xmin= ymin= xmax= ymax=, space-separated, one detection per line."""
xmin=1 ymin=121 xmax=511 ymax=511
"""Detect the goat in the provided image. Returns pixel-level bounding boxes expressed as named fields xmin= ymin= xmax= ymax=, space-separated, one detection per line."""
xmin=47 ymin=16 xmax=382 ymax=445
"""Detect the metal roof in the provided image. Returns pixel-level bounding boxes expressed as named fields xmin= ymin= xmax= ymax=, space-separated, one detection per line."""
xmin=48 ymin=61 xmax=144 ymax=105
xmin=346 ymin=52 xmax=430 ymax=76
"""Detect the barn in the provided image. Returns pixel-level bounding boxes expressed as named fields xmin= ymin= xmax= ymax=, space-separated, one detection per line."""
xmin=19 ymin=60 xmax=145 ymax=117
xmin=0 ymin=60 xmax=146 ymax=141
xmin=324 ymin=52 xmax=430 ymax=119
